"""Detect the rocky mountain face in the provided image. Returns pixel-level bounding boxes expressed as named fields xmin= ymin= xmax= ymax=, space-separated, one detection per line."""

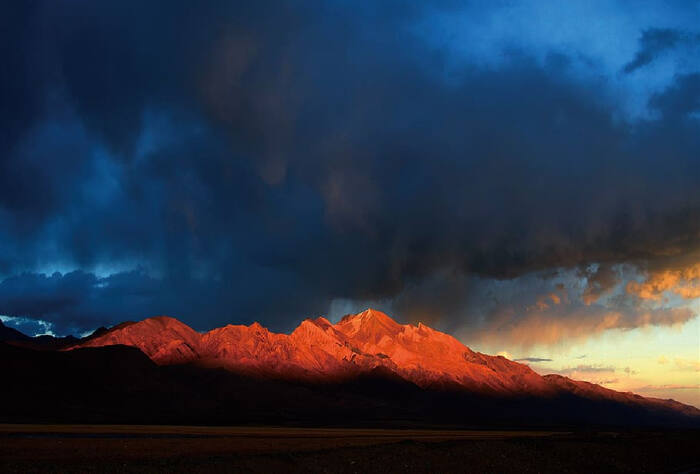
xmin=69 ymin=309 xmax=699 ymax=417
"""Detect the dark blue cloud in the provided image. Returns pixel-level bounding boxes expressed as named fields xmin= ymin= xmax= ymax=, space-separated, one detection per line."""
xmin=623 ymin=28 xmax=700 ymax=74
xmin=0 ymin=270 xmax=164 ymax=334
xmin=0 ymin=1 xmax=699 ymax=335
xmin=649 ymin=73 xmax=700 ymax=119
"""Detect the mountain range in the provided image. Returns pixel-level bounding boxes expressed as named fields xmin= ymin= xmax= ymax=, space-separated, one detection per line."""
xmin=1 ymin=309 xmax=698 ymax=426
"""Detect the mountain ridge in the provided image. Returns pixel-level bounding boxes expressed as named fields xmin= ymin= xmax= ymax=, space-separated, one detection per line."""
xmin=68 ymin=309 xmax=699 ymax=418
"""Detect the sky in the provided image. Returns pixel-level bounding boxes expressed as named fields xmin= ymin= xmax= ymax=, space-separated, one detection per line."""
xmin=1 ymin=1 xmax=699 ymax=406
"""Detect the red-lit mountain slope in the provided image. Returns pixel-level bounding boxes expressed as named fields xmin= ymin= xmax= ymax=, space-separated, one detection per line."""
xmin=70 ymin=309 xmax=700 ymax=415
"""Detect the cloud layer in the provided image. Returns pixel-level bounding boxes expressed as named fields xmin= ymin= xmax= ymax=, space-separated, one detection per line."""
xmin=0 ymin=1 xmax=699 ymax=338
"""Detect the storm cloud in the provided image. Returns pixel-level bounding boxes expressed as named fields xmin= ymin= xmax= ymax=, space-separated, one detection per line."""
xmin=622 ymin=27 xmax=700 ymax=74
xmin=1 ymin=1 xmax=699 ymax=337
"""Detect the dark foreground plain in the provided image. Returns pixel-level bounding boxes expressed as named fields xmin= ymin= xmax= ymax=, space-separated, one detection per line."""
xmin=1 ymin=425 xmax=699 ymax=473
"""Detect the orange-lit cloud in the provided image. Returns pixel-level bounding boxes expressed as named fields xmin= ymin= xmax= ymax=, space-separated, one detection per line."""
xmin=529 ymin=287 xmax=567 ymax=311
xmin=627 ymin=261 xmax=700 ymax=300
xmin=384 ymin=262 xmax=699 ymax=351
xmin=476 ymin=306 xmax=694 ymax=349
xmin=531 ymin=292 xmax=562 ymax=311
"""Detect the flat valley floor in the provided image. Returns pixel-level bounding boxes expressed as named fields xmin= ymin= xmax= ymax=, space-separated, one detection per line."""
xmin=0 ymin=424 xmax=698 ymax=473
